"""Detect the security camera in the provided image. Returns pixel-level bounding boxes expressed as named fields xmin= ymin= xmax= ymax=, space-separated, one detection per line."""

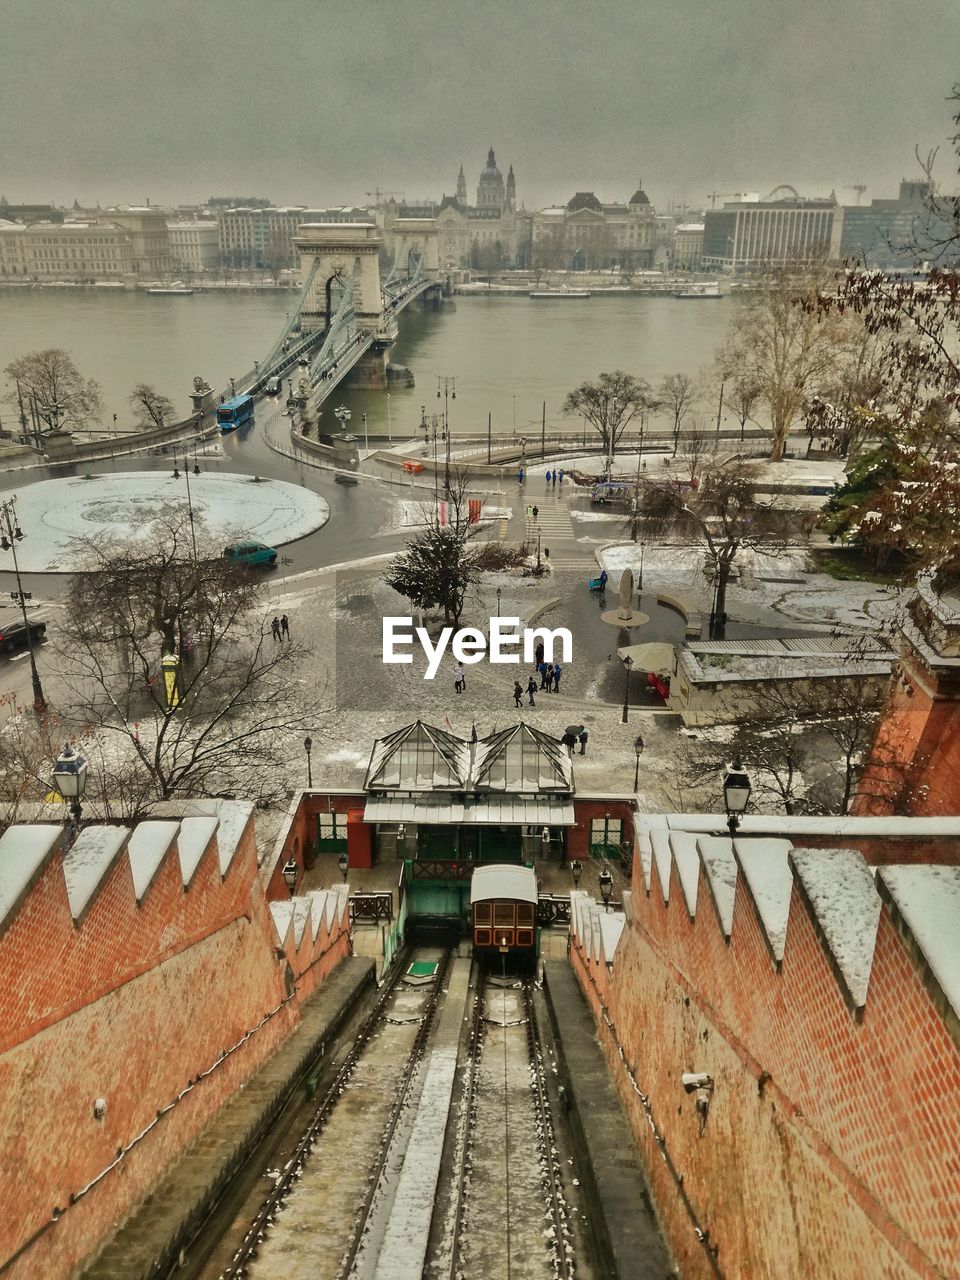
xmin=681 ymin=1072 xmax=713 ymax=1094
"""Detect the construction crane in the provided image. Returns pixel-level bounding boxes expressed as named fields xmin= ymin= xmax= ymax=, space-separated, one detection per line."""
xmin=365 ymin=189 xmax=405 ymax=206
xmin=706 ymin=191 xmax=737 ymax=210
xmin=845 ymin=184 xmax=867 ymax=205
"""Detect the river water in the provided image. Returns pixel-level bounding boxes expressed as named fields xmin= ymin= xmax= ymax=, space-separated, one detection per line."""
xmin=0 ymin=288 xmax=735 ymax=443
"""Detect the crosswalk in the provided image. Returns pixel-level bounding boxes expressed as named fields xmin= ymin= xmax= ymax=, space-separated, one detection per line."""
xmin=522 ymin=507 xmax=574 ymax=538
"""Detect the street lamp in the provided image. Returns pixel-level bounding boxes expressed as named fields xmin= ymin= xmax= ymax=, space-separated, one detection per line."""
xmin=722 ymin=757 xmax=752 ymax=836
xmin=571 ymin=858 xmax=583 ymax=889
xmin=621 ymin=654 xmax=634 ymax=724
xmin=338 ymin=850 xmax=349 ymax=882
xmin=633 ymin=733 xmax=645 ymax=792
xmin=282 ymin=859 xmax=298 ymax=893
xmin=304 ymin=735 xmax=313 ymax=789
xmin=496 ymin=586 xmax=502 ymax=618
xmin=598 ymin=868 xmax=613 ymax=911
xmin=438 ymin=376 xmax=455 ymax=498
xmin=0 ymin=496 xmax=46 ymax=714
xmin=362 ymin=412 xmax=369 ymax=452
xmin=52 ymin=742 xmax=88 ymax=825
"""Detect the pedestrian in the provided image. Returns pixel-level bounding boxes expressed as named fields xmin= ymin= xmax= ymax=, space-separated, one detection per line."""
xmin=545 ymin=663 xmax=555 ymax=690
xmin=598 ymin=568 xmax=608 ymax=590
xmin=561 ymin=731 xmax=576 ymax=753
xmin=559 ymin=469 xmax=564 ymax=486
xmin=538 ymin=661 xmax=549 ymax=689
xmin=545 ymin=469 xmax=552 ymax=485
xmin=527 ymin=676 xmax=537 ymax=706
xmin=526 ymin=504 xmax=534 ymax=522
xmin=552 ymin=469 xmax=557 ymax=485
xmin=513 ymin=680 xmax=524 ymax=708
xmin=518 ymin=466 xmax=525 ymax=484
xmin=454 ymin=662 xmax=465 ymax=694
xmin=535 ymin=641 xmax=545 ymax=665
xmin=552 ymin=662 xmax=562 ymax=692
xmin=532 ymin=504 xmax=539 ymax=521
xmin=578 ymin=728 xmax=588 ymax=755
xmin=271 ymin=616 xmax=281 ymax=643
xmin=280 ymin=614 xmax=290 ymax=640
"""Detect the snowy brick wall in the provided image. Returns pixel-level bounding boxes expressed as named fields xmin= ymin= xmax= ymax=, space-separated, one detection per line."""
xmin=568 ymin=830 xmax=960 ymax=1279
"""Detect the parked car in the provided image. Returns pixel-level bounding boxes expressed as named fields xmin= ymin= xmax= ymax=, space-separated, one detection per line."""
xmin=265 ymin=376 xmax=282 ymax=395
xmin=0 ymin=619 xmax=47 ymax=653
xmin=223 ymin=542 xmax=278 ymax=567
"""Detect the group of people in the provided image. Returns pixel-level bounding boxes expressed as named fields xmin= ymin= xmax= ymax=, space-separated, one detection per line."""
xmin=271 ymin=615 xmax=291 ymax=643
xmin=545 ymin=468 xmax=564 ymax=486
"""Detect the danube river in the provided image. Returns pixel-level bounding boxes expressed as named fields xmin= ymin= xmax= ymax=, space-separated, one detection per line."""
xmin=0 ymin=288 xmax=735 ymax=441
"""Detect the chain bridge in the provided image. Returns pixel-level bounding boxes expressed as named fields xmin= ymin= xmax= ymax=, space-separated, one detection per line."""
xmin=226 ymin=222 xmax=442 ymax=408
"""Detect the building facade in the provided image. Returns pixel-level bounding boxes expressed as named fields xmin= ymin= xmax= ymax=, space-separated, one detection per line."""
xmin=166 ymin=220 xmax=221 ymax=271
xmin=672 ymin=222 xmax=704 ymax=271
xmin=702 ymin=196 xmax=838 ymax=271
xmin=0 ymin=220 xmax=135 ymax=278
xmin=530 ymin=186 xmax=657 ymax=271
xmin=217 ymin=206 xmax=373 ymax=270
xmin=836 ymin=180 xmax=959 ymax=267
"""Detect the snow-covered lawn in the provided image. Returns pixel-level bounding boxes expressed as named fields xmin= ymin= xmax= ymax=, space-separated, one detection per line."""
xmin=0 ymin=473 xmax=330 ymax=572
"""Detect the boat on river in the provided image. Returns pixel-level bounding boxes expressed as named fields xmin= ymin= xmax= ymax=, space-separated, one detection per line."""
xmin=672 ymin=281 xmax=722 ymax=299
xmin=528 ymin=288 xmax=591 ymax=299
xmin=146 ymin=283 xmax=194 ymax=296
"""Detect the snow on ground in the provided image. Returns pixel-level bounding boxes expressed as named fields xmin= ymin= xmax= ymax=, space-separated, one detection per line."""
xmin=599 ymin=542 xmax=903 ymax=631
xmin=0 ymin=473 xmax=330 ymax=572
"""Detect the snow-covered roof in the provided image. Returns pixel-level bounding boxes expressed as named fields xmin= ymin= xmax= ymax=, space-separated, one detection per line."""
xmin=791 ymin=848 xmax=882 ymax=1009
xmin=670 ymin=831 xmax=701 ymax=916
xmin=734 ymin=837 xmax=794 ymax=961
xmin=176 ymin=816 xmax=220 ymax=887
xmin=269 ymin=899 xmax=295 ymax=944
xmin=126 ymin=821 xmax=180 ymax=900
xmin=879 ymin=866 xmax=960 ymax=1022
xmin=470 ymin=864 xmax=538 ymax=905
xmin=0 ymin=825 xmax=62 ymax=935
xmin=209 ymin=800 xmax=253 ymax=876
xmin=698 ymin=836 xmax=737 ymax=935
xmin=63 ymin=826 xmax=130 ymax=920
xmin=473 ymin=722 xmax=573 ymax=793
xmin=651 ymin=829 xmax=673 ymax=901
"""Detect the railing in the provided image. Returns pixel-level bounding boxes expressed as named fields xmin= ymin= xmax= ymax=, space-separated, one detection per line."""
xmin=537 ymin=894 xmax=572 ymax=927
xmin=349 ymin=892 xmax=393 ymax=923
xmin=410 ymin=859 xmax=474 ymax=881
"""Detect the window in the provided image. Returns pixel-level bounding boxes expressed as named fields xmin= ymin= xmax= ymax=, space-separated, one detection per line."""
xmin=494 ymin=903 xmax=515 ymax=927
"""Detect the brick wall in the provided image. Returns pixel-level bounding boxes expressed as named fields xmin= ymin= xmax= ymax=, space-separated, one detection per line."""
xmin=0 ymin=817 xmax=351 ymax=1279
xmin=568 ymin=799 xmax=635 ymax=861
xmin=570 ymin=850 xmax=960 ymax=1279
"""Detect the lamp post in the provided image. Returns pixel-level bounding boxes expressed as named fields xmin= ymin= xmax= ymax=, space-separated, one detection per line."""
xmin=638 ymin=540 xmax=645 ymax=593
xmin=338 ymin=850 xmax=349 ymax=882
xmin=633 ymin=732 xmax=645 ymax=792
xmin=362 ymin=412 xmax=369 ymax=452
xmin=620 ymin=654 xmax=634 ymax=724
xmin=598 ymin=868 xmax=613 ymax=911
xmin=496 ymin=586 xmax=502 ymax=618
xmin=722 ymin=756 xmax=752 ymax=837
xmin=282 ymin=859 xmax=298 ymax=893
xmin=172 ymin=445 xmax=200 ymax=563
xmin=386 ymin=392 xmax=392 ymax=443
xmin=52 ymin=742 xmax=88 ymax=826
xmin=0 ymin=497 xmax=46 ymax=713
xmin=571 ymin=858 xmax=583 ymax=889
xmin=304 ymin=735 xmax=313 ymax=789
xmin=437 ymin=376 xmax=455 ymax=498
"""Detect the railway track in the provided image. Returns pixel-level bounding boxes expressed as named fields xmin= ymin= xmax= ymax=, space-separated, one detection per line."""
xmin=199 ymin=947 xmax=452 ymax=1280
xmin=447 ymin=970 xmax=576 ymax=1280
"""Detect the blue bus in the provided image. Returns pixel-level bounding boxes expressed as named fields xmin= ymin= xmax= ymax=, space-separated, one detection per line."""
xmin=217 ymin=395 xmax=254 ymax=431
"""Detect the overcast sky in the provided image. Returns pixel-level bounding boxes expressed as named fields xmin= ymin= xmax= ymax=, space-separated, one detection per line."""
xmin=3 ymin=0 xmax=958 ymax=211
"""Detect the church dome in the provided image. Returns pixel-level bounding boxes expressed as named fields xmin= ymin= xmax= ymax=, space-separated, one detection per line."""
xmin=566 ymin=191 xmax=602 ymax=212
xmin=480 ymin=147 xmax=502 ymax=180
xmin=629 ymin=186 xmax=650 ymax=206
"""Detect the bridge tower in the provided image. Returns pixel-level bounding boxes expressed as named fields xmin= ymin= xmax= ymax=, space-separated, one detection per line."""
xmin=293 ymin=223 xmax=386 ymax=335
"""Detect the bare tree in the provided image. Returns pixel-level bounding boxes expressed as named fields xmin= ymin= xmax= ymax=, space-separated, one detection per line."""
xmin=129 ymin=383 xmax=175 ymax=430
xmin=636 ymin=460 xmax=806 ymax=638
xmin=659 ymin=372 xmax=699 ymax=455
xmin=52 ymin=513 xmax=323 ymax=813
xmin=562 ymin=370 xmax=660 ymax=471
xmin=720 ymin=263 xmax=858 ymax=460
xmin=4 ymin=347 xmax=102 ymax=433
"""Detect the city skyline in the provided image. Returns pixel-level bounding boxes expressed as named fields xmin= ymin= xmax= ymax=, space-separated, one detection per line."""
xmin=2 ymin=0 xmax=958 ymax=211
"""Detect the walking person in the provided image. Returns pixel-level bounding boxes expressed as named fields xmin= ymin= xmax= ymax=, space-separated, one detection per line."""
xmin=271 ymin=616 xmax=281 ymax=643
xmin=454 ymin=662 xmax=465 ymax=694
xmin=552 ymin=662 xmax=562 ymax=692
xmin=538 ymin=660 xmax=549 ymax=689
xmin=551 ymin=469 xmax=557 ymax=486
xmin=559 ymin=468 xmax=564 ymax=486
xmin=545 ymin=469 xmax=552 ymax=486
xmin=280 ymin=614 xmax=290 ymax=641
xmin=527 ymin=676 xmax=537 ymax=706
xmin=532 ymin=504 xmax=539 ymax=522
xmin=513 ymin=680 xmax=524 ymax=708
xmin=517 ymin=466 xmax=525 ymax=484
xmin=535 ymin=641 xmax=545 ymax=666
xmin=578 ymin=728 xmax=589 ymax=755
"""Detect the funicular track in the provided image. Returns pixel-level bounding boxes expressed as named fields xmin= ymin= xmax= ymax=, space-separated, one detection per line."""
xmin=445 ymin=970 xmax=576 ymax=1280
xmin=178 ymin=947 xmax=452 ymax=1280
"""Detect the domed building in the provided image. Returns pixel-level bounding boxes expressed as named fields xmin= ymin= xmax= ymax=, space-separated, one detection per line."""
xmin=531 ymin=181 xmax=657 ymax=271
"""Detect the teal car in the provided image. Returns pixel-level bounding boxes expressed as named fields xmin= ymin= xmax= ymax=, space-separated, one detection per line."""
xmin=223 ymin=541 xmax=278 ymax=567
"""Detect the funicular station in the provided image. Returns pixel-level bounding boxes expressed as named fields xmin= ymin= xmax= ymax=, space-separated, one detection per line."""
xmin=273 ymin=720 xmax=637 ymax=957
xmin=364 ymin=720 xmax=574 ymax=946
